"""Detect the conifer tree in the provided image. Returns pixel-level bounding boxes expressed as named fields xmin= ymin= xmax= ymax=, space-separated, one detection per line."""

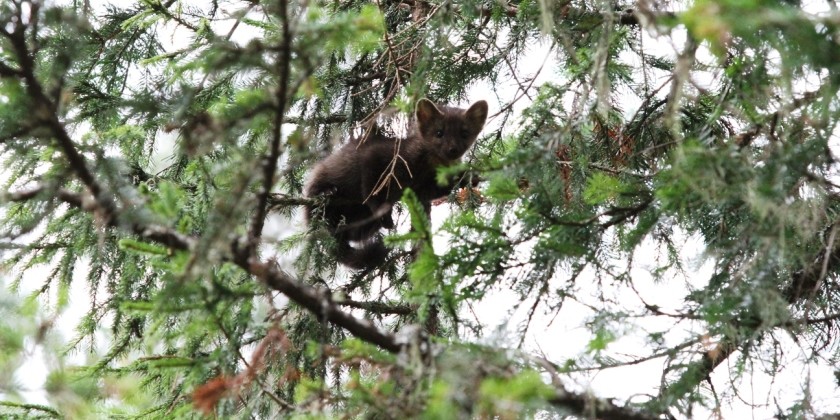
xmin=1 ymin=0 xmax=839 ymax=418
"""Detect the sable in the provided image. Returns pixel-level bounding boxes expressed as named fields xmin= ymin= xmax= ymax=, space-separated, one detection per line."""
xmin=306 ymin=99 xmax=488 ymax=269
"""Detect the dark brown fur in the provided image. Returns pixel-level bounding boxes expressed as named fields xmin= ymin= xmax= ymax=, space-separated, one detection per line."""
xmin=306 ymin=99 xmax=488 ymax=269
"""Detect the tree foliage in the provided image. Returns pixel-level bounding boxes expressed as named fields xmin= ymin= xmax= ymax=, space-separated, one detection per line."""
xmin=1 ymin=0 xmax=840 ymax=418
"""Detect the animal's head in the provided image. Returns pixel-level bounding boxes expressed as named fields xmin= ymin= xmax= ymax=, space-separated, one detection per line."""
xmin=415 ymin=98 xmax=488 ymax=162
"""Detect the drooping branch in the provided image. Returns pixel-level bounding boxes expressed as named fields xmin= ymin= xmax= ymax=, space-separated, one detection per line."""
xmin=651 ymin=88 xmax=838 ymax=405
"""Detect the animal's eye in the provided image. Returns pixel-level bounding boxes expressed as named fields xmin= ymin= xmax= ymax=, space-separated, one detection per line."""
xmin=435 ymin=130 xmax=444 ymax=138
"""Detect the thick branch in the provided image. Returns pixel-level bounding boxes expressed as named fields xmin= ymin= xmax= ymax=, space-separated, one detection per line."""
xmin=284 ymin=114 xmax=348 ymax=125
xmin=243 ymin=258 xmax=402 ymax=353
xmin=267 ymin=193 xmax=315 ymax=208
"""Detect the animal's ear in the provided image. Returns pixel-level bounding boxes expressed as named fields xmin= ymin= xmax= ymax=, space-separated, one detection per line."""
xmin=415 ymin=98 xmax=442 ymax=127
xmin=464 ymin=100 xmax=488 ymax=135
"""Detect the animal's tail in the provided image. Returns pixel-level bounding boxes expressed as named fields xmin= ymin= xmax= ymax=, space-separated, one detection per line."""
xmin=336 ymin=236 xmax=388 ymax=270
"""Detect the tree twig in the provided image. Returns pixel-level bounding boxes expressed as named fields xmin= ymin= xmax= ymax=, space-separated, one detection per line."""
xmin=247 ymin=0 xmax=294 ymax=254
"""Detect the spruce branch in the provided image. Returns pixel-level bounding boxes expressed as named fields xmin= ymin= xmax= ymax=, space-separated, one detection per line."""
xmin=146 ymin=0 xmax=200 ymax=32
xmin=658 ymin=216 xmax=840 ymax=406
xmin=0 ymin=401 xmax=62 ymax=418
xmin=652 ymin=86 xmax=840 ymax=402
xmin=8 ymin=181 xmax=403 ymax=352
xmin=517 ymin=352 xmax=662 ymax=420
xmin=7 ymin=180 xmax=681 ymax=419
xmin=248 ymin=0 xmax=293 ymax=254
xmin=3 ymin=13 xmax=115 ymax=218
